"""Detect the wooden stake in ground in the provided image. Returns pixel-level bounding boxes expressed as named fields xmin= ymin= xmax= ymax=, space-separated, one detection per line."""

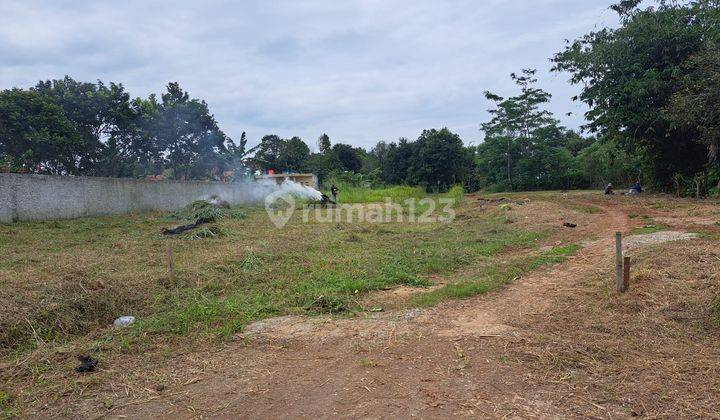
xmin=166 ymin=238 xmax=175 ymax=281
xmin=615 ymin=231 xmax=623 ymax=292
xmin=622 ymin=256 xmax=631 ymax=292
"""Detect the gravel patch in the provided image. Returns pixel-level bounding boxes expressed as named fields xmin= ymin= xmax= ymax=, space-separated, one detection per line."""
xmin=624 ymin=231 xmax=698 ymax=251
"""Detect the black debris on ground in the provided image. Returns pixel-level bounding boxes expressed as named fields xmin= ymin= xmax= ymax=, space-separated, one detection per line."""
xmin=75 ymin=355 xmax=98 ymax=373
xmin=162 ymin=216 xmax=214 ymax=235
xmin=162 ymin=199 xmax=245 ymax=236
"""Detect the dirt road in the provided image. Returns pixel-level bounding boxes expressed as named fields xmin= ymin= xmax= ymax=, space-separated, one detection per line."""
xmin=99 ymin=201 xmax=652 ymax=419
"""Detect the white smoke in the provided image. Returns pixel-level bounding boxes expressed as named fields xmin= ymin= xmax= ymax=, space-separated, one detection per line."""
xmin=201 ymin=178 xmax=323 ymax=206
xmin=274 ymin=180 xmax=323 ymax=201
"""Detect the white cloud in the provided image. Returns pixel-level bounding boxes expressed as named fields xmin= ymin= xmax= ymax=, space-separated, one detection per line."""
xmin=0 ymin=0 xmax=623 ymax=149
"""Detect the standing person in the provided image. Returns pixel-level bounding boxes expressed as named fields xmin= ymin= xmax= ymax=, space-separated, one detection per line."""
xmin=330 ymin=184 xmax=339 ymax=204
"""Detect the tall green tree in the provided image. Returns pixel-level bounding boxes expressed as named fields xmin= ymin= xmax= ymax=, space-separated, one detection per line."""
xmin=305 ymin=151 xmax=340 ymax=182
xmin=332 ymin=143 xmax=363 ymax=172
xmin=409 ymin=128 xmax=472 ymax=191
xmin=481 ymin=69 xmax=558 ymax=190
xmin=281 ymin=136 xmax=311 ymax=171
xmin=666 ymin=41 xmax=720 ymax=171
xmin=361 ymin=141 xmax=390 ymax=179
xmin=33 ymin=76 xmax=135 ymax=173
xmin=317 ymin=133 xmax=331 ymax=153
xmin=252 ymin=135 xmax=311 ymax=172
xmin=0 ymin=89 xmax=85 ymax=174
xmin=381 ymin=138 xmax=415 ymax=184
xmin=112 ymin=96 xmax=164 ymax=177
xmin=1 ymin=77 xmax=239 ymax=179
xmin=552 ymin=0 xmax=720 ymax=188
xmin=252 ymin=134 xmax=286 ymax=171
xmin=154 ymin=82 xmax=230 ymax=179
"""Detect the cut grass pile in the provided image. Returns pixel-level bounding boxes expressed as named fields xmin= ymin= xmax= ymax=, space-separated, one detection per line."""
xmin=167 ymin=199 xmax=246 ymax=223
xmin=164 ymin=199 xmax=246 ymax=239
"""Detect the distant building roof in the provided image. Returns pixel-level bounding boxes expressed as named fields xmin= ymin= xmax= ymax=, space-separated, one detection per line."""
xmin=254 ymin=173 xmax=318 ymax=188
xmin=255 ymin=173 xmax=316 ymax=178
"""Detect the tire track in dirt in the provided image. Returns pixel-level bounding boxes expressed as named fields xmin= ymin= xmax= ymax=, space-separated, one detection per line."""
xmin=110 ymin=201 xmax=635 ymax=419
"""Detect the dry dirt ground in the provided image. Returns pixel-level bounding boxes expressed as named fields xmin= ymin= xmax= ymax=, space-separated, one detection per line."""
xmin=11 ymin=194 xmax=720 ymax=419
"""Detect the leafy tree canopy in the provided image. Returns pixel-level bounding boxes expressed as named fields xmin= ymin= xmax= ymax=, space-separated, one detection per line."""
xmin=552 ymin=0 xmax=720 ymax=187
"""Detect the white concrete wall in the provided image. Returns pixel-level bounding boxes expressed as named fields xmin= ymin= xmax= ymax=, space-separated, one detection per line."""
xmin=0 ymin=174 xmax=265 ymax=223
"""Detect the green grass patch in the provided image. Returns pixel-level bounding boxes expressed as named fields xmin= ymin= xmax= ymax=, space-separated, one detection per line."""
xmin=135 ymin=221 xmax=542 ymax=338
xmin=694 ymin=230 xmax=719 ymax=240
xmin=412 ymin=243 xmax=581 ymax=307
xmin=338 ymin=185 xmax=426 ymax=203
xmin=630 ymin=224 xmax=667 ymax=235
xmin=337 ymin=185 xmax=464 ymax=205
xmin=359 ymin=358 xmax=381 ymax=367
xmin=0 ymin=390 xmax=16 ymax=418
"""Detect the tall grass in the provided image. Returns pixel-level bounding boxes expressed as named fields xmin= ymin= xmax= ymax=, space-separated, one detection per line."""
xmin=334 ymin=184 xmax=464 ymax=204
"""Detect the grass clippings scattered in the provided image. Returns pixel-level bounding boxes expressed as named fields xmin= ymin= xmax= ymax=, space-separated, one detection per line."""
xmin=182 ymin=225 xmax=231 ymax=240
xmin=507 ymin=238 xmax=720 ymax=418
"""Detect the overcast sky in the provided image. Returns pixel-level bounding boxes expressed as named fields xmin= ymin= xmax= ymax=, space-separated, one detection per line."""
xmin=0 ymin=0 xmax=623 ymax=150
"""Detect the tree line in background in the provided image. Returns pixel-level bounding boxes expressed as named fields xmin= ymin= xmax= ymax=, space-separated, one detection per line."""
xmin=0 ymin=77 xmax=247 ymax=180
xmin=553 ymin=0 xmax=720 ymax=196
xmin=1 ymin=1 xmax=718 ymax=195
